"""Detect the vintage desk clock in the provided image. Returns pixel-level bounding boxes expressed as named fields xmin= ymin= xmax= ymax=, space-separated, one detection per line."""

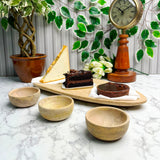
xmin=107 ymin=0 xmax=143 ymax=82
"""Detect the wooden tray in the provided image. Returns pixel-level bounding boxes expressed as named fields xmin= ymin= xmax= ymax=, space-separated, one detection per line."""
xmin=34 ymin=79 xmax=147 ymax=107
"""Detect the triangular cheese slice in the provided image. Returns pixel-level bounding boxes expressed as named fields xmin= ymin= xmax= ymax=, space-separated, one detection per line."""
xmin=40 ymin=45 xmax=70 ymax=83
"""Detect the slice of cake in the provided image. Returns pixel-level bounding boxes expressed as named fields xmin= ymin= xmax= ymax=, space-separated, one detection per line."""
xmin=40 ymin=45 xmax=70 ymax=83
xmin=63 ymin=70 xmax=93 ymax=88
xmin=97 ymin=82 xmax=130 ymax=97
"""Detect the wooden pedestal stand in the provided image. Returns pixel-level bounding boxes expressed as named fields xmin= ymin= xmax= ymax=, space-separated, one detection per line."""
xmin=107 ymin=34 xmax=136 ymax=83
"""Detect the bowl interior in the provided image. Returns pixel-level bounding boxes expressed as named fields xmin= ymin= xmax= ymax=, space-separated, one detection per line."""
xmin=39 ymin=96 xmax=72 ymax=109
xmin=86 ymin=107 xmax=128 ymax=127
xmin=10 ymin=87 xmax=39 ymax=97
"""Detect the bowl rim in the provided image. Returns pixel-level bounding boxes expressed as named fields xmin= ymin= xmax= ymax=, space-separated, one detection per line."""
xmin=85 ymin=106 xmax=130 ymax=128
xmin=8 ymin=87 xmax=40 ymax=98
xmin=38 ymin=95 xmax=74 ymax=110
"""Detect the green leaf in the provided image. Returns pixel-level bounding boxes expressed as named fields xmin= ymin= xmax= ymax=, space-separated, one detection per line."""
xmin=145 ymin=40 xmax=156 ymax=47
xmin=94 ymin=53 xmax=101 ymax=61
xmin=72 ymin=41 xmax=81 ymax=50
xmin=90 ymin=0 xmax=98 ymax=3
xmin=41 ymin=1 xmax=48 ymax=8
xmin=136 ymin=49 xmax=144 ymax=62
xmin=10 ymin=0 xmax=21 ymax=6
xmin=141 ymin=0 xmax=145 ymax=5
xmin=151 ymin=21 xmax=160 ymax=29
xmin=8 ymin=16 xmax=15 ymax=29
xmin=79 ymin=40 xmax=89 ymax=50
xmin=45 ymin=0 xmax=54 ymax=5
xmin=89 ymin=7 xmax=100 ymax=15
xmin=86 ymin=24 xmax=95 ymax=33
xmin=77 ymin=15 xmax=88 ymax=25
xmin=66 ymin=18 xmax=74 ymax=30
xmin=146 ymin=47 xmax=153 ymax=58
xmin=158 ymin=1 xmax=160 ymax=8
xmin=152 ymin=30 xmax=160 ymax=38
xmin=100 ymin=7 xmax=110 ymax=15
xmin=98 ymin=0 xmax=106 ymax=6
xmin=91 ymin=40 xmax=101 ymax=51
xmin=126 ymin=29 xmax=131 ymax=37
xmin=48 ymin=11 xmax=56 ymax=23
xmin=95 ymin=31 xmax=104 ymax=41
xmin=141 ymin=29 xmax=149 ymax=40
xmin=99 ymin=48 xmax=104 ymax=55
xmin=74 ymin=1 xmax=86 ymax=10
xmin=77 ymin=23 xmax=87 ymax=32
xmin=109 ymin=29 xmax=117 ymax=42
xmin=74 ymin=30 xmax=86 ymax=38
xmin=104 ymin=38 xmax=111 ymax=49
xmin=1 ymin=18 xmax=8 ymax=30
xmin=81 ymin=51 xmax=89 ymax=62
xmin=90 ymin=16 xmax=100 ymax=25
xmin=130 ymin=26 xmax=138 ymax=35
xmin=157 ymin=13 xmax=160 ymax=21
xmin=55 ymin=16 xmax=63 ymax=30
xmin=60 ymin=6 xmax=71 ymax=18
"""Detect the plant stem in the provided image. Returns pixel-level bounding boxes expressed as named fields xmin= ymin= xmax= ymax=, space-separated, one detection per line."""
xmin=129 ymin=68 xmax=149 ymax=75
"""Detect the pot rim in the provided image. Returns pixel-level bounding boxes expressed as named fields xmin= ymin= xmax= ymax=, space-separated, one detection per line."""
xmin=10 ymin=53 xmax=47 ymax=60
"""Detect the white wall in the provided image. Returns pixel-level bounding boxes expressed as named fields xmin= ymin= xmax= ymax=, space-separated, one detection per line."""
xmin=0 ymin=0 xmax=159 ymax=76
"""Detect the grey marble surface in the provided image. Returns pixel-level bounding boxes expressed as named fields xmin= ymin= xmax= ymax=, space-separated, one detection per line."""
xmin=0 ymin=75 xmax=160 ymax=160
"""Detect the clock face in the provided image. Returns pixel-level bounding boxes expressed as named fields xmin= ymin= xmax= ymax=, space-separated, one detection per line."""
xmin=110 ymin=0 xmax=137 ymax=27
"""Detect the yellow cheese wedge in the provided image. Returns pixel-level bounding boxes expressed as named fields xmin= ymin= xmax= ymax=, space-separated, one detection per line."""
xmin=40 ymin=45 xmax=70 ymax=83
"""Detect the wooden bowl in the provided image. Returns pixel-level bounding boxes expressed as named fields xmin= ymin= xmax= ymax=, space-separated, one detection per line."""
xmin=8 ymin=87 xmax=40 ymax=107
xmin=38 ymin=95 xmax=74 ymax=121
xmin=85 ymin=106 xmax=130 ymax=141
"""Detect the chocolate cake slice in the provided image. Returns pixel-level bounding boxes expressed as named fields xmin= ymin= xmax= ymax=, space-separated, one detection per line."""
xmin=97 ymin=82 xmax=130 ymax=98
xmin=64 ymin=70 xmax=93 ymax=88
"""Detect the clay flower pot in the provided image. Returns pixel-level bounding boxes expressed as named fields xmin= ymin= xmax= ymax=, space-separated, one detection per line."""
xmin=10 ymin=54 xmax=47 ymax=83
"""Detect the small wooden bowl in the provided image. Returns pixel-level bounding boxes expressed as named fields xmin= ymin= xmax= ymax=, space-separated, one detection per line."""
xmin=86 ymin=106 xmax=130 ymax=141
xmin=8 ymin=87 xmax=40 ymax=107
xmin=38 ymin=95 xmax=74 ymax=121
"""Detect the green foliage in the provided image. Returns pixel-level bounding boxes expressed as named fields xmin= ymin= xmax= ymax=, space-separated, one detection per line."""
xmin=146 ymin=47 xmax=153 ymax=58
xmin=151 ymin=21 xmax=160 ymax=29
xmin=104 ymin=38 xmax=111 ymax=49
xmin=136 ymin=49 xmax=144 ymax=62
xmin=77 ymin=23 xmax=87 ymax=32
xmin=72 ymin=41 xmax=81 ymax=50
xmin=48 ymin=11 xmax=56 ymax=23
xmin=86 ymin=24 xmax=95 ymax=33
xmin=95 ymin=31 xmax=104 ymax=41
xmin=60 ymin=6 xmax=71 ymax=18
xmin=110 ymin=29 xmax=117 ymax=42
xmin=90 ymin=16 xmax=100 ymax=25
xmin=157 ymin=13 xmax=160 ymax=21
xmin=94 ymin=53 xmax=101 ymax=61
xmin=81 ymin=51 xmax=89 ymax=62
xmin=79 ymin=40 xmax=89 ymax=51
xmin=140 ymin=0 xmax=145 ymax=5
xmin=89 ymin=7 xmax=100 ymax=15
xmin=1 ymin=18 xmax=8 ymax=30
xmin=126 ymin=26 xmax=138 ymax=37
xmin=141 ymin=29 xmax=149 ymax=40
xmin=55 ymin=16 xmax=63 ymax=30
xmin=99 ymin=48 xmax=104 ymax=55
xmin=74 ymin=30 xmax=86 ymax=38
xmin=45 ymin=0 xmax=54 ymax=5
xmin=100 ymin=7 xmax=110 ymax=15
xmin=91 ymin=40 xmax=101 ymax=51
xmin=152 ymin=31 xmax=160 ymax=38
xmin=90 ymin=0 xmax=98 ymax=3
xmin=74 ymin=1 xmax=86 ymax=10
xmin=66 ymin=18 xmax=74 ymax=30
xmin=77 ymin=15 xmax=88 ymax=25
xmin=158 ymin=0 xmax=160 ymax=9
xmin=98 ymin=0 xmax=106 ymax=6
xmin=145 ymin=40 xmax=156 ymax=48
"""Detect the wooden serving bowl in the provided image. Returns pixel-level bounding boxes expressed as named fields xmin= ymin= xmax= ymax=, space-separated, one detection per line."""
xmin=8 ymin=87 xmax=40 ymax=107
xmin=86 ymin=107 xmax=130 ymax=141
xmin=38 ymin=95 xmax=74 ymax=121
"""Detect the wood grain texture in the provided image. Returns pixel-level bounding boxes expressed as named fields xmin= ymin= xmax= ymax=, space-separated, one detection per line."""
xmin=33 ymin=79 xmax=147 ymax=107
xmin=0 ymin=0 xmax=159 ymax=76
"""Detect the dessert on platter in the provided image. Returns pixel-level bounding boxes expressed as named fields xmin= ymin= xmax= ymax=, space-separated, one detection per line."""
xmin=63 ymin=69 xmax=93 ymax=88
xmin=97 ymin=82 xmax=130 ymax=98
xmin=40 ymin=45 xmax=70 ymax=83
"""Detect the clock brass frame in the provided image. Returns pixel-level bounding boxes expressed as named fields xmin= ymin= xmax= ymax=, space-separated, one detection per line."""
xmin=109 ymin=0 xmax=143 ymax=30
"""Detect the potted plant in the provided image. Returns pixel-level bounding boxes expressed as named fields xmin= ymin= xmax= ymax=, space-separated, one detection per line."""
xmin=0 ymin=0 xmax=56 ymax=82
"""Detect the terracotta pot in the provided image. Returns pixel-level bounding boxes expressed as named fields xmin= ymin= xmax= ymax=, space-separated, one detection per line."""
xmin=10 ymin=54 xmax=47 ymax=83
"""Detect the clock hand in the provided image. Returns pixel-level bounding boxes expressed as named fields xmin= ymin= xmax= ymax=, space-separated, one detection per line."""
xmin=122 ymin=5 xmax=132 ymax=12
xmin=116 ymin=7 xmax=124 ymax=15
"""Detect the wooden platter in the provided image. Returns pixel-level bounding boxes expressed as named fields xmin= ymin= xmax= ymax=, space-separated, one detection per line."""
xmin=34 ymin=79 xmax=147 ymax=107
